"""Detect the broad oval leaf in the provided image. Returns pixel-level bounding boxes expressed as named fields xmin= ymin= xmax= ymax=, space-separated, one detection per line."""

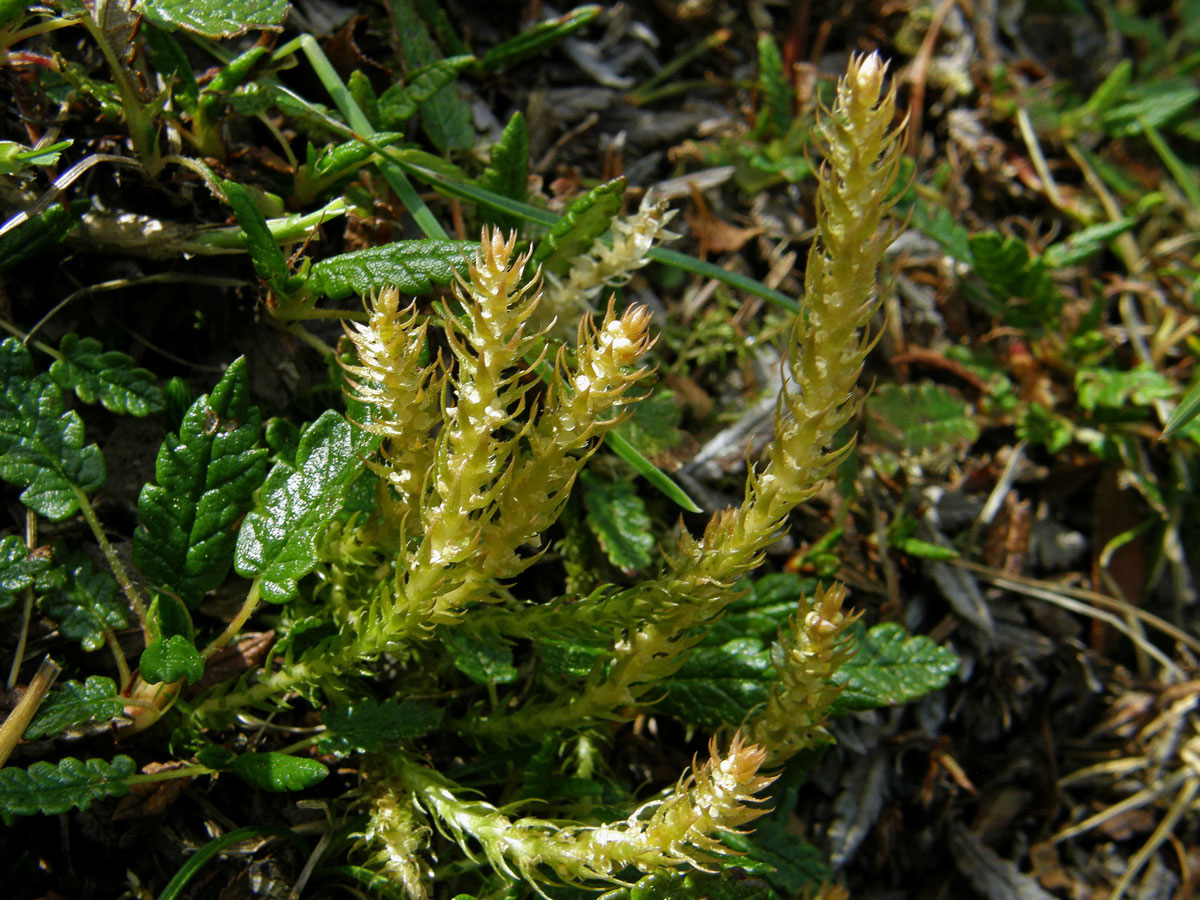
xmin=831 ymin=622 xmax=959 ymax=713
xmin=140 ymin=634 xmax=205 ymax=685
xmin=229 ymin=753 xmax=328 ymax=791
xmin=235 ymin=410 xmax=379 ymax=602
xmin=133 ymin=357 xmax=268 ymax=607
xmin=140 ymin=0 xmax=287 ymax=38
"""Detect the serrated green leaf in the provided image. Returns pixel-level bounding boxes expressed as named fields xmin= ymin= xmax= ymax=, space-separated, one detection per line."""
xmin=140 ymin=634 xmax=204 ymax=685
xmin=968 ymin=231 xmax=1063 ymax=332
xmin=721 ymin=817 xmax=828 ymax=896
xmin=229 ymin=753 xmax=328 ymax=791
xmin=477 ymin=5 xmax=600 ymax=72
xmin=347 ymin=69 xmax=381 ymax=130
xmin=1075 ymin=365 xmax=1177 ymax=411
xmin=0 ymin=199 xmax=88 ymax=274
xmin=1043 ymin=218 xmax=1137 ymax=269
xmin=656 ymin=638 xmax=772 ymax=728
xmin=910 ymin=198 xmax=971 ymax=262
xmin=24 ymin=676 xmax=125 ymax=739
xmin=1017 ymin=401 xmax=1073 ymax=453
xmin=1101 ymin=78 xmax=1200 ymax=137
xmin=866 ymin=383 xmax=980 ymax=456
xmin=599 ymin=869 xmax=777 ymax=900
xmin=37 ymin=552 xmax=128 ymax=651
xmin=49 ymin=334 xmax=164 ymax=416
xmin=0 ymin=338 xmax=105 ymax=520
xmin=753 ymin=32 xmax=791 ymax=139
xmin=0 ymin=535 xmax=48 ymax=611
xmin=706 ymin=572 xmax=814 ymax=645
xmin=235 ymin=411 xmax=380 ymax=602
xmin=223 ymin=179 xmax=288 ymax=291
xmin=0 ymin=755 xmax=135 ymax=816
xmin=581 ymin=472 xmax=654 ymax=574
xmin=387 ymin=0 xmax=473 ymax=151
xmin=377 ymin=56 xmax=477 ymax=130
xmin=305 ymin=239 xmax=474 ymax=302
xmin=831 ymin=622 xmax=958 ymax=713
xmin=532 ymin=177 xmax=626 ymax=276
xmin=139 ymin=0 xmax=287 ymax=38
xmin=617 ymin=388 xmax=684 ymax=459
xmin=305 ymin=131 xmax=405 ymax=178
xmin=133 ymin=358 xmax=269 ymax=607
xmin=478 ymin=111 xmax=529 ymax=229
xmin=319 ymin=697 xmax=442 ymax=756
xmin=535 ymin=638 xmax=607 ymax=679
xmin=441 ymin=628 xmax=518 ymax=685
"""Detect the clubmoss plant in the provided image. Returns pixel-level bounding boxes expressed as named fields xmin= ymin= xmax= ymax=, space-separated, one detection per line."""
xmin=0 ymin=52 xmax=947 ymax=900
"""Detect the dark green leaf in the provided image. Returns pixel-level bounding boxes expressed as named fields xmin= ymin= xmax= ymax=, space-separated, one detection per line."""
xmin=477 ymin=6 xmax=600 ymax=72
xmin=24 ymin=676 xmax=125 ymax=740
xmin=347 ymin=70 xmax=381 ymax=130
xmin=149 ymin=592 xmax=194 ymax=641
xmin=831 ymin=622 xmax=959 ymax=713
xmin=656 ymin=638 xmax=772 ymax=728
xmin=377 ymin=56 xmax=477 ymax=130
xmin=387 ymin=0 xmax=473 ymax=151
xmin=617 ymin=388 xmax=684 ymax=459
xmin=235 ymin=411 xmax=380 ymax=602
xmin=0 ymin=338 xmax=105 ymax=520
xmin=49 ymin=334 xmax=164 ymax=416
xmin=133 ymin=358 xmax=269 ymax=607
xmin=1043 ymin=218 xmax=1137 ymax=269
xmin=478 ymin=111 xmax=529 ymax=228
xmin=1164 ymin=381 xmax=1200 ymax=439
xmin=142 ymin=24 xmax=198 ymax=112
xmin=441 ymin=628 xmax=518 ymax=685
xmin=140 ymin=0 xmax=287 ymax=38
xmin=0 ymin=755 xmax=135 ymax=816
xmin=909 ymin=200 xmax=971 ymax=263
xmin=304 ymin=132 xmax=405 ymax=178
xmin=753 ymin=32 xmax=791 ymax=139
xmin=0 ymin=199 xmax=88 ymax=274
xmin=223 ymin=180 xmax=288 ymax=291
xmin=866 ymin=383 xmax=979 ymax=456
xmin=306 ymin=239 xmax=473 ymax=301
xmin=37 ymin=552 xmax=128 ymax=652
xmin=319 ymin=697 xmax=442 ymax=756
xmin=599 ymin=869 xmax=777 ymax=900
xmin=721 ymin=822 xmax=828 ymax=896
xmin=0 ymin=534 xmax=48 ymax=611
xmin=581 ymin=472 xmax=654 ymax=574
xmin=968 ymin=231 xmax=1063 ymax=332
xmin=1101 ymin=78 xmax=1200 ymax=137
xmin=535 ymin=637 xmax=607 ymax=679
xmin=532 ymin=177 xmax=625 ymax=276
xmin=706 ymin=573 xmax=814 ymax=646
xmin=229 ymin=753 xmax=328 ymax=791
xmin=140 ymin=634 xmax=205 ymax=685
xmin=1075 ymin=365 xmax=1177 ymax=411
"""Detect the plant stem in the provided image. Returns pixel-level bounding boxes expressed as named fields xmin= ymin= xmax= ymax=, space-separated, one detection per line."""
xmin=72 ymin=485 xmax=148 ymax=632
xmin=203 ymin=579 xmax=262 ymax=660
